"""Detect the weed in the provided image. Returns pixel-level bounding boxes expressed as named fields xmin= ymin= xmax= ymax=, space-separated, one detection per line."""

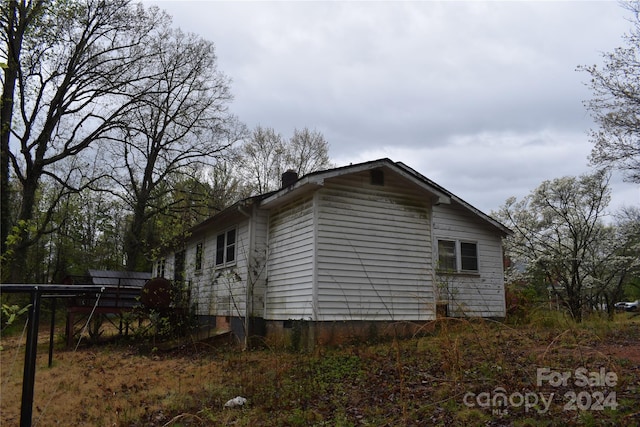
xmin=2 ymin=317 xmax=640 ymax=425
xmin=453 ymin=407 xmax=490 ymax=425
xmin=512 ymin=418 xmax=554 ymax=427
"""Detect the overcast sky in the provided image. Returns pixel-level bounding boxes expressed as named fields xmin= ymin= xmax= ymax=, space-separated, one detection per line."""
xmin=148 ymin=0 xmax=638 ymax=217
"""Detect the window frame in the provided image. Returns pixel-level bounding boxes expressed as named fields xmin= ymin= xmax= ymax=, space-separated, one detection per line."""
xmin=459 ymin=241 xmax=479 ymax=272
xmin=436 ymin=239 xmax=479 ymax=274
xmin=437 ymin=240 xmax=457 ymax=272
xmin=215 ymin=228 xmax=237 ymax=268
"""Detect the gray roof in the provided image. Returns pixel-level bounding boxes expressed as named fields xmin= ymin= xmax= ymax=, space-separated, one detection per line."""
xmin=86 ymin=270 xmax=151 ymax=287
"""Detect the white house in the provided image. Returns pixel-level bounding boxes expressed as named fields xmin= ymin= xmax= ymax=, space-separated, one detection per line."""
xmin=153 ymin=159 xmax=512 ymax=346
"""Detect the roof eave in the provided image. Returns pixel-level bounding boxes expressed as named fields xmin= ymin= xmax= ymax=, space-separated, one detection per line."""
xmin=260 ymin=178 xmax=323 ymax=208
xmin=260 ymin=158 xmax=453 ymax=208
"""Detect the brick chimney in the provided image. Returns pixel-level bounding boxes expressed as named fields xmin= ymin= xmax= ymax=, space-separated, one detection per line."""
xmin=281 ymin=169 xmax=298 ymax=188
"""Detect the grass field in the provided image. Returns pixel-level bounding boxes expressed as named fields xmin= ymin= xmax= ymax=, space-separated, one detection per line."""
xmin=1 ymin=312 xmax=639 ymax=426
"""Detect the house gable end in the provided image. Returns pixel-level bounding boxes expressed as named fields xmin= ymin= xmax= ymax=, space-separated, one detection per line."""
xmin=259 ymin=159 xmax=510 ymax=238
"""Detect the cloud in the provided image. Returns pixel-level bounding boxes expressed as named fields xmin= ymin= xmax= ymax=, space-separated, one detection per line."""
xmin=333 ymin=128 xmax=593 ymax=211
xmin=149 ymin=0 xmax=637 ymax=215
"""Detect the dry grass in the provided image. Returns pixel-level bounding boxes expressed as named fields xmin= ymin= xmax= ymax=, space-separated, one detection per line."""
xmin=2 ymin=314 xmax=640 ymax=426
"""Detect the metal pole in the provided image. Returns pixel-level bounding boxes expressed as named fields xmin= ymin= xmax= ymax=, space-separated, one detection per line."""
xmin=20 ymin=288 xmax=42 ymax=427
xmin=48 ymin=297 xmax=56 ymax=367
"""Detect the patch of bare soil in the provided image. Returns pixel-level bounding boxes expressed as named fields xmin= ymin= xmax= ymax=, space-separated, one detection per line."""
xmin=601 ymin=344 xmax=640 ymax=363
xmin=1 ymin=318 xmax=639 ymax=426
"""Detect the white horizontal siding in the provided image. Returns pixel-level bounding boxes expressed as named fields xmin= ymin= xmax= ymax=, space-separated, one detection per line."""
xmin=265 ymin=197 xmax=315 ymax=319
xmin=249 ymin=208 xmax=269 ymax=316
xmin=315 ymin=174 xmax=434 ymax=321
xmin=433 ymin=203 xmax=505 ymax=317
xmin=185 ymin=220 xmax=250 ymax=317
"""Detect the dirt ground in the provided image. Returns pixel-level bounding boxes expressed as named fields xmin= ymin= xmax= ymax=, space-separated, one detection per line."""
xmin=1 ymin=316 xmax=640 ymax=426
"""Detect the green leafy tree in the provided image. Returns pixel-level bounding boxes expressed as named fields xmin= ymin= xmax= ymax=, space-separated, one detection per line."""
xmin=44 ymin=185 xmax=127 ymax=279
xmin=496 ymin=170 xmax=612 ymax=321
xmin=145 ymin=173 xmax=220 ymax=264
xmin=2 ymin=177 xmax=127 ymax=283
xmin=581 ymin=208 xmax=640 ymax=317
xmin=610 ymin=207 xmax=640 ymax=301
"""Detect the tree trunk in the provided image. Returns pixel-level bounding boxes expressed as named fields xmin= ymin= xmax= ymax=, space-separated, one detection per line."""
xmin=1 ymin=67 xmax=16 ymax=258
xmin=1 ymin=1 xmax=21 ymax=261
xmin=125 ymin=199 xmax=148 ymax=271
xmin=9 ymin=174 xmax=39 ymax=283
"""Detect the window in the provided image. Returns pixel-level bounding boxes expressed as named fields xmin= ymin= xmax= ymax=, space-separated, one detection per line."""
xmin=215 ymin=228 xmax=236 ymax=267
xmin=195 ymin=242 xmax=203 ymax=272
xmin=156 ymin=258 xmax=166 ymax=278
xmin=437 ymin=239 xmax=478 ymax=273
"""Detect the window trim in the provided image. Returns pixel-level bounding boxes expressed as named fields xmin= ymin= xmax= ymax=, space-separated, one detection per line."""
xmin=215 ymin=227 xmax=237 ymax=268
xmin=437 ymin=240 xmax=457 ymax=272
xmin=436 ymin=239 xmax=479 ymax=274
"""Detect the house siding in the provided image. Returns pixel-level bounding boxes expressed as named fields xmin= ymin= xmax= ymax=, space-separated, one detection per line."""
xmin=250 ymin=208 xmax=269 ymax=316
xmin=152 ymin=159 xmax=510 ymax=345
xmin=179 ymin=219 xmax=250 ymax=317
xmin=212 ymin=220 xmax=249 ymax=317
xmin=265 ymin=196 xmax=315 ymax=319
xmin=432 ymin=203 xmax=506 ymax=317
xmin=315 ymin=172 xmax=435 ymax=321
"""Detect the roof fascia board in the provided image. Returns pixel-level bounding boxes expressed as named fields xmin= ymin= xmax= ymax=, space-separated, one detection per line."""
xmin=183 ymin=158 xmax=511 ymax=239
xmin=390 ymin=164 xmax=452 ymax=205
xmin=449 ymin=195 xmax=513 ymax=236
xmin=259 ymin=178 xmax=323 ymax=208
xmin=188 ymin=195 xmax=266 ymax=237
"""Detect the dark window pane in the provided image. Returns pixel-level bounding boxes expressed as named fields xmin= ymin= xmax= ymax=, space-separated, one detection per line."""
xmin=174 ymin=250 xmax=185 ymax=282
xmin=226 ymin=229 xmax=236 ymax=263
xmin=461 ymin=242 xmax=478 ymax=271
xmin=227 ymin=229 xmax=236 ymax=245
xmin=195 ymin=243 xmax=203 ymax=271
xmin=216 ymin=234 xmax=225 ymax=265
xmin=226 ymin=243 xmax=235 ymax=263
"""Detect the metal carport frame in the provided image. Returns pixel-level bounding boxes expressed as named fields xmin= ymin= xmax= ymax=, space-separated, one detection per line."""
xmin=1 ymin=284 xmax=105 ymax=427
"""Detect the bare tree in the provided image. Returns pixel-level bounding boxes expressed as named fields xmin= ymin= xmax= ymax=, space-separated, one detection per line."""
xmin=580 ymin=1 xmax=640 ymax=183
xmin=287 ymin=127 xmax=332 ymax=176
xmin=236 ymin=125 xmax=332 ymax=194
xmin=236 ymin=126 xmax=285 ymax=194
xmin=103 ymin=26 xmax=237 ymax=270
xmin=1 ymin=0 xmax=44 ymax=258
xmin=2 ymin=0 xmax=167 ymax=281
